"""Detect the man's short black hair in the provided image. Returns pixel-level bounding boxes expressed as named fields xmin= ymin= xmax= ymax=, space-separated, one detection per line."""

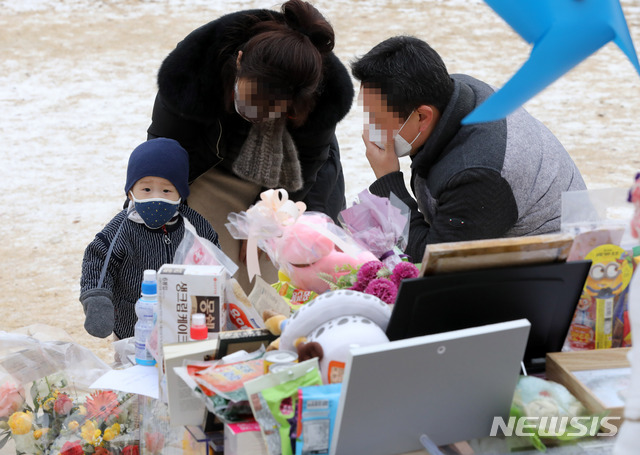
xmin=351 ymin=35 xmax=454 ymax=118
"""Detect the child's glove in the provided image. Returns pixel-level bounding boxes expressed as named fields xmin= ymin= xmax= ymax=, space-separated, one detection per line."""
xmin=80 ymin=288 xmax=115 ymax=338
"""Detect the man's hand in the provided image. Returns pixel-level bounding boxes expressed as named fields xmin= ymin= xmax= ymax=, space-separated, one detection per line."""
xmin=363 ymin=128 xmax=400 ymax=179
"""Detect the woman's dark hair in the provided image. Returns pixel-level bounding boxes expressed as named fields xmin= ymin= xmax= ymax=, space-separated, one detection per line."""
xmin=230 ymin=0 xmax=335 ymax=126
xmin=351 ymin=36 xmax=454 ymax=118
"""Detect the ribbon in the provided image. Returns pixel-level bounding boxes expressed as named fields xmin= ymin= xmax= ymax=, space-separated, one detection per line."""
xmin=245 ymin=189 xmax=306 ymax=282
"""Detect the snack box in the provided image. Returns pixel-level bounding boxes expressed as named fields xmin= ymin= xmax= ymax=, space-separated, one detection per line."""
xmin=157 ymin=264 xmax=227 ymax=346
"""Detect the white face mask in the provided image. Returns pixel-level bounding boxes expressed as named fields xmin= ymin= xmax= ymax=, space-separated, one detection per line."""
xmin=234 ymin=81 xmax=260 ymax=123
xmin=368 ymin=110 xmax=421 ymax=157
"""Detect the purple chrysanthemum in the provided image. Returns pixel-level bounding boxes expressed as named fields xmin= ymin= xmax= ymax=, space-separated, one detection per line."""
xmin=355 ymin=261 xmax=385 ymax=289
xmin=364 ymin=278 xmax=398 ymax=305
xmin=390 ymin=262 xmax=420 ymax=287
xmin=348 ymin=280 xmax=367 ymax=292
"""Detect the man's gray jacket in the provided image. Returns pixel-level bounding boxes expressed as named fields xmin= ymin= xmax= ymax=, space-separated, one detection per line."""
xmin=370 ymin=74 xmax=586 ymax=261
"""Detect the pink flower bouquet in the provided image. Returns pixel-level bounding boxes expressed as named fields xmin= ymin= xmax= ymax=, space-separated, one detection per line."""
xmin=339 ymin=190 xmax=410 ymax=268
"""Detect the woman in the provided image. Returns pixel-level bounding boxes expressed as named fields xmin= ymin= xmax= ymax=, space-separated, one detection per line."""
xmin=147 ymin=0 xmax=354 ymax=292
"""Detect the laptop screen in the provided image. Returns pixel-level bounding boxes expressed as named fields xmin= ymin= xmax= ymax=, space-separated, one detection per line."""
xmin=386 ymin=260 xmax=591 ymax=373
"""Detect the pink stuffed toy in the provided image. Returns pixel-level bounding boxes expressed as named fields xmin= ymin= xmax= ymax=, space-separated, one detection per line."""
xmin=226 ymin=189 xmax=377 ymax=294
xmin=275 ymin=213 xmax=378 ymax=293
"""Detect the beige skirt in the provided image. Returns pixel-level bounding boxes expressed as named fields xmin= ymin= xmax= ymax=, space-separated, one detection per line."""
xmin=187 ymin=166 xmax=278 ymax=294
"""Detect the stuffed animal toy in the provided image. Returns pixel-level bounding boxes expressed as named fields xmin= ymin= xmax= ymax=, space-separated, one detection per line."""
xmin=274 ymin=213 xmax=378 ymax=294
xmin=264 ymin=290 xmax=392 ymax=384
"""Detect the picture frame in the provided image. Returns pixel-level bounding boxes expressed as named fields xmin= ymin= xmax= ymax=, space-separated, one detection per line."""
xmin=214 ymin=328 xmax=277 ymax=359
xmin=420 ymin=233 xmax=574 ymax=276
xmin=545 ymin=348 xmax=631 ymax=426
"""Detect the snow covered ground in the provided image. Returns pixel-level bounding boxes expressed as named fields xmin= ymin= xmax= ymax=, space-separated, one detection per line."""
xmin=2 ymin=0 xmax=640 ymax=366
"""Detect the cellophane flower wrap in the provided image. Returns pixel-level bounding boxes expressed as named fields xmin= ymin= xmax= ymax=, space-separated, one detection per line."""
xmin=226 ymin=188 xmax=378 ymax=293
xmin=225 ymin=188 xmax=307 ymax=281
xmin=0 ymin=329 xmax=139 ymax=454
xmin=338 ymin=190 xmax=410 ymax=268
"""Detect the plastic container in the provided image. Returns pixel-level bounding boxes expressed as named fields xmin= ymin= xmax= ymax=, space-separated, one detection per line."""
xmin=190 ymin=312 xmax=208 ymax=341
xmin=135 ymin=269 xmax=158 ymax=366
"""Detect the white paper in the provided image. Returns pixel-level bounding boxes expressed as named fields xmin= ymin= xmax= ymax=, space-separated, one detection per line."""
xmin=573 ymin=367 xmax=632 ymax=408
xmin=248 ymin=275 xmax=291 ymax=317
xmin=89 ymin=365 xmax=159 ymax=399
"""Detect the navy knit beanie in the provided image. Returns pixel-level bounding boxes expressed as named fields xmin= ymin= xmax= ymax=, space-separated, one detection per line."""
xmin=124 ymin=138 xmax=190 ymax=199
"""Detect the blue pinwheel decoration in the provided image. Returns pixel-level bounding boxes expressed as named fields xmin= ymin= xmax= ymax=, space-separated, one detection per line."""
xmin=462 ymin=0 xmax=640 ymax=124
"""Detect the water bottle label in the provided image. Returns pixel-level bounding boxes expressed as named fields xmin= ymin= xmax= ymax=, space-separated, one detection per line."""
xmin=135 ymin=340 xmax=156 ymax=366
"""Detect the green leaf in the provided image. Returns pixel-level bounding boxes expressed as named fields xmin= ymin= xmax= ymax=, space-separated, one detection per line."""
xmin=0 ymin=431 xmax=11 ymax=449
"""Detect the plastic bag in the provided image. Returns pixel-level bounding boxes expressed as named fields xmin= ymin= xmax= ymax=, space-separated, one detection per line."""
xmin=507 ymin=375 xmax=608 ymax=452
xmin=0 ymin=329 xmax=139 ymax=454
xmin=174 ymin=216 xmax=239 ymax=276
xmin=561 ymin=188 xmax=635 ymax=350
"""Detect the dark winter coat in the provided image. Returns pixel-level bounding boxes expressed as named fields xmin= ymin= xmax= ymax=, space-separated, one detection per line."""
xmin=80 ymin=205 xmax=220 ymax=339
xmin=147 ymin=9 xmax=354 ymax=220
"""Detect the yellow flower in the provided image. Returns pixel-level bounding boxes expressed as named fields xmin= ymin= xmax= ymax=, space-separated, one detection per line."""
xmin=8 ymin=411 xmax=33 ymax=435
xmin=103 ymin=422 xmax=121 ymax=441
xmin=42 ymin=397 xmax=55 ymax=411
xmin=33 ymin=427 xmax=49 ymax=439
xmin=77 ymin=405 xmax=87 ymax=416
xmin=81 ymin=420 xmax=101 ymax=444
xmin=68 ymin=420 xmax=80 ymax=430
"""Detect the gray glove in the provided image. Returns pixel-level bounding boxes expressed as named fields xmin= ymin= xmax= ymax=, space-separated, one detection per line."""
xmin=80 ymin=288 xmax=115 ymax=338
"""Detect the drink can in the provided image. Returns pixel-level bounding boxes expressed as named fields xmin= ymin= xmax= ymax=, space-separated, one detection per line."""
xmin=263 ymin=350 xmax=298 ymax=374
xmin=268 ymin=362 xmax=298 ymax=374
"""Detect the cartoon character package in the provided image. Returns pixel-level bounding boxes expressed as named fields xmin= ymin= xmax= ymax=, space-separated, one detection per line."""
xmin=561 ymin=188 xmax=636 ymax=350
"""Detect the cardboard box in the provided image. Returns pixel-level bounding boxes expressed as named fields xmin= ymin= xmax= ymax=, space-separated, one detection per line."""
xmin=157 ymin=264 xmax=227 ymax=346
xmin=546 ymin=348 xmax=631 ymax=429
xmin=224 ymin=421 xmax=267 ymax=455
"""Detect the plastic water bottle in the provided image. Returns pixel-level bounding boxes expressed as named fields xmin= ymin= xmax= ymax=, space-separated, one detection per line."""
xmin=135 ymin=269 xmax=157 ymax=366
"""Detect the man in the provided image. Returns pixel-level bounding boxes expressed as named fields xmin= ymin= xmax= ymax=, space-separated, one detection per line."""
xmin=351 ymin=36 xmax=586 ymax=262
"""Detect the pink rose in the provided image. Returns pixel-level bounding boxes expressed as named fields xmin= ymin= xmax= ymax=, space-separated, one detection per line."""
xmin=0 ymin=381 xmax=25 ymax=418
xmin=54 ymin=393 xmax=74 ymax=415
xmin=145 ymin=431 xmax=165 ymax=453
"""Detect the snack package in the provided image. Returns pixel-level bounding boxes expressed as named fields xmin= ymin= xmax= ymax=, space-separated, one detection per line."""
xmin=295 ymin=383 xmax=342 ymax=455
xmin=272 ymin=272 xmax=318 ymax=312
xmin=244 ymin=358 xmax=322 ymax=455
xmin=225 ymin=277 xmax=265 ymax=330
xmin=561 ymin=188 xmax=636 ymax=350
xmin=185 ymin=349 xmax=265 ymax=423
xmin=565 ymin=244 xmax=634 ymax=350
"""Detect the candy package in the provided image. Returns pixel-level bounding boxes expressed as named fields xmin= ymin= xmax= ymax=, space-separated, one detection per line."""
xmin=295 ymin=383 xmax=342 ymax=455
xmin=244 ymin=358 xmax=322 ymax=455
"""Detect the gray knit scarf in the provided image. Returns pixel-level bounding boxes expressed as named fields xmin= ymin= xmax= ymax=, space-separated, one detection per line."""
xmin=232 ymin=118 xmax=303 ymax=192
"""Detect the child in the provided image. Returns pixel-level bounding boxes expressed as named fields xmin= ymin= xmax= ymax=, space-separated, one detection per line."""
xmin=80 ymin=138 xmax=220 ymax=339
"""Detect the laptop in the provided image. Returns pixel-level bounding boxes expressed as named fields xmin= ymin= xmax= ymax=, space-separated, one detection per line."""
xmin=330 ymin=319 xmax=531 ymax=454
xmin=386 ymin=260 xmax=591 ymax=373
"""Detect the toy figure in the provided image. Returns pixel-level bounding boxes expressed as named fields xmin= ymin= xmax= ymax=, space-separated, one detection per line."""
xmin=264 ymin=290 xmax=392 ymax=384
